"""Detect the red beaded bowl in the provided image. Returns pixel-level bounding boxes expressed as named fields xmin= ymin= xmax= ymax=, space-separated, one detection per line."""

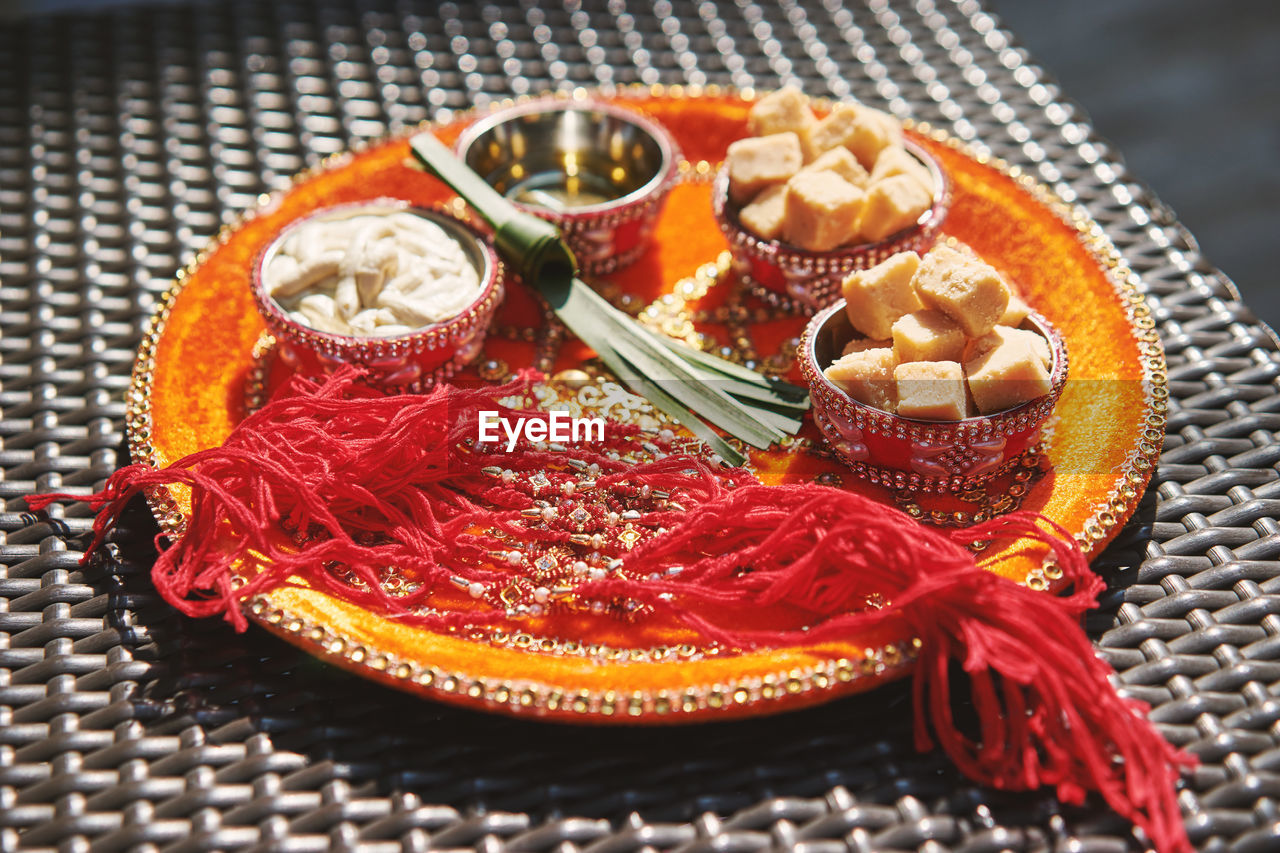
xmin=251 ymin=200 xmax=504 ymax=393
xmin=800 ymin=299 xmax=1069 ymax=494
xmin=456 ymin=98 xmax=681 ymax=277
xmin=713 ymin=138 xmax=949 ymax=313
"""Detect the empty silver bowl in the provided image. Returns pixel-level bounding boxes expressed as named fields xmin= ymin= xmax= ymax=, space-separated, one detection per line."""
xmin=456 ymin=98 xmax=681 ymax=276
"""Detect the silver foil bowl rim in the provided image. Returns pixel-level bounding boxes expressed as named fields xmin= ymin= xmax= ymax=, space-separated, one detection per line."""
xmin=454 ymin=98 xmax=682 ymax=221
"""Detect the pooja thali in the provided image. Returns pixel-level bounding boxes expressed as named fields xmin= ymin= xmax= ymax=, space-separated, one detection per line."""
xmin=127 ymin=87 xmax=1166 ymax=722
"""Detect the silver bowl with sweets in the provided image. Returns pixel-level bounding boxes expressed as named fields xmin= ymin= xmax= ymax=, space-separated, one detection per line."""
xmin=713 ymin=88 xmax=949 ymax=313
xmin=252 ymin=199 xmax=505 ymax=392
xmin=799 ymin=245 xmax=1068 ymax=494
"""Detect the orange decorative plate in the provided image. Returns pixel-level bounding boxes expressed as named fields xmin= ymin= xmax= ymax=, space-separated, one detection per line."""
xmin=127 ymin=88 xmax=1165 ymax=723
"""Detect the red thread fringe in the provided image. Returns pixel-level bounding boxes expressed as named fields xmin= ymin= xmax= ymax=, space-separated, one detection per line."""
xmin=27 ymin=367 xmax=1195 ymax=852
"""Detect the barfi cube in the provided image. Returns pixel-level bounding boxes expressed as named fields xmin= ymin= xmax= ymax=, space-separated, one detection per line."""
xmin=870 ymin=146 xmax=933 ymax=195
xmin=738 ymin=183 xmax=788 ymax=241
xmin=841 ymin=251 xmax=924 ymax=339
xmin=863 ymin=107 xmax=905 ymax=150
xmin=727 ymin=132 xmax=803 ymax=204
xmin=856 ymin=175 xmax=933 ymax=243
xmin=912 ymin=245 xmax=1011 ymax=337
xmin=843 ymin=111 xmax=895 ymax=170
xmin=967 ymin=325 xmax=1053 ymax=370
xmin=802 ymin=103 xmax=895 ymax=170
xmin=800 ymin=102 xmax=858 ymax=162
xmin=965 ymin=333 xmax=1052 ymax=414
xmin=891 ymin=309 xmax=965 ymax=363
xmin=999 ymin=294 xmax=1032 ymax=327
xmin=748 ymin=87 xmax=816 ymax=137
xmin=800 ymin=147 xmax=869 ymax=187
xmin=895 ymin=360 xmax=967 ymax=421
xmin=842 ymin=335 xmax=892 ymax=356
xmin=782 ymin=170 xmax=865 ymax=252
xmin=824 ymin=347 xmax=898 ymax=412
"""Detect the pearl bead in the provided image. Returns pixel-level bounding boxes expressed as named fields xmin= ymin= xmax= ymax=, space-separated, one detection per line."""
xmin=658 ymin=429 xmax=675 ymax=441
xmin=541 ymin=507 xmax=556 ymax=521
xmin=606 ymin=511 xmax=620 ymax=525
xmin=639 ymin=485 xmax=651 ymax=498
xmin=500 ymin=469 xmax=514 ymax=483
xmin=533 ymin=586 xmax=550 ymax=603
xmin=589 ymin=567 xmax=606 ymax=580
xmin=506 ymin=550 xmax=522 ymax=565
xmin=529 ymin=604 xmax=545 ymax=617
xmin=467 ymin=582 xmax=485 ymax=598
xmin=571 ymin=560 xmax=588 ymax=575
xmin=561 ymin=481 xmax=575 ymax=495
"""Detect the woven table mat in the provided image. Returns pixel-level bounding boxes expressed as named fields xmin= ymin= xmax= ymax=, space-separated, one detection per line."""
xmin=3 ymin=1 xmax=1278 ymax=850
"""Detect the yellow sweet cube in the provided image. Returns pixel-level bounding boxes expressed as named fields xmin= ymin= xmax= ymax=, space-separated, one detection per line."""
xmin=863 ymin=107 xmax=904 ymax=150
xmin=801 ymin=147 xmax=869 ymax=187
xmin=824 ymin=347 xmax=898 ymax=412
xmin=965 ymin=332 xmax=1052 ymax=414
xmin=748 ymin=87 xmax=816 ymax=137
xmin=912 ymin=245 xmax=1011 ymax=337
xmin=856 ymin=175 xmax=933 ymax=243
xmin=843 ymin=111 xmax=895 ymax=170
xmin=782 ymin=170 xmax=865 ymax=252
xmin=738 ymin=184 xmax=788 ymax=241
xmin=999 ymin=294 xmax=1032 ymax=327
xmin=801 ymin=103 xmax=896 ymax=170
xmin=870 ymin=146 xmax=933 ymax=195
xmin=800 ymin=102 xmax=857 ymax=162
xmin=895 ymin=360 xmax=968 ymax=421
xmin=967 ymin=325 xmax=1053 ymax=370
xmin=891 ymin=310 xmax=965 ymax=363
xmin=842 ymin=335 xmax=892 ymax=356
xmin=841 ymin=251 xmax=924 ymax=339
xmin=726 ymin=132 xmax=803 ymax=204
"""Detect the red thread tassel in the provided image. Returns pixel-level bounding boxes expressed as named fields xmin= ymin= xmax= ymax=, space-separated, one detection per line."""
xmin=26 ymin=368 xmax=1195 ymax=852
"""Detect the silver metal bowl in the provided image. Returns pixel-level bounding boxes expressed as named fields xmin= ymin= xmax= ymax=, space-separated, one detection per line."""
xmin=251 ymin=200 xmax=505 ymax=392
xmin=456 ymin=98 xmax=681 ymax=276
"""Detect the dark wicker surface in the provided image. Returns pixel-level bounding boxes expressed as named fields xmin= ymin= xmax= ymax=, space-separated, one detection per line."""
xmin=2 ymin=1 xmax=1278 ymax=850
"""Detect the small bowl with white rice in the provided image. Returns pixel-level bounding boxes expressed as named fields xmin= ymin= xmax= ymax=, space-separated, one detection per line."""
xmin=252 ymin=200 xmax=504 ymax=392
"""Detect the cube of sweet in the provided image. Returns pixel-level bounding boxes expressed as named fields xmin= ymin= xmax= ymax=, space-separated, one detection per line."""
xmin=841 ymin=251 xmax=924 ymax=339
xmin=748 ymin=87 xmax=816 ymax=137
xmin=965 ymin=332 xmax=1052 ymax=414
xmin=862 ymin=107 xmax=904 ymax=150
xmin=782 ymin=170 xmax=865 ymax=252
xmin=843 ymin=110 xmax=896 ymax=170
xmin=870 ymin=146 xmax=933 ymax=195
xmin=800 ymin=102 xmax=857 ymax=162
xmin=895 ymin=360 xmax=967 ymax=421
xmin=912 ymin=245 xmax=1011 ymax=337
xmin=727 ymin=132 xmax=803 ymax=204
xmin=999 ymin=294 xmax=1032 ymax=327
xmin=801 ymin=147 xmax=869 ymax=187
xmin=892 ymin=310 xmax=965 ymax=363
xmin=802 ymin=103 xmax=896 ymax=170
xmin=856 ymin=175 xmax=933 ymax=243
xmin=824 ymin=347 xmax=897 ymax=412
xmin=842 ymin=335 xmax=892 ymax=356
xmin=967 ymin=325 xmax=1053 ymax=370
xmin=738 ymin=184 xmax=788 ymax=241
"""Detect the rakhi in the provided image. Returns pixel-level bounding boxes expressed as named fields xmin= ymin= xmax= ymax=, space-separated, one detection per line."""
xmin=28 ymin=367 xmax=1195 ymax=853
